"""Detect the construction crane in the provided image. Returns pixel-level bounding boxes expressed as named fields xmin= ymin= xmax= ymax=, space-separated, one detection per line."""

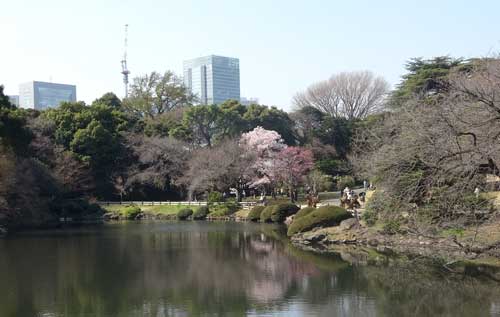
xmin=121 ymin=24 xmax=130 ymax=98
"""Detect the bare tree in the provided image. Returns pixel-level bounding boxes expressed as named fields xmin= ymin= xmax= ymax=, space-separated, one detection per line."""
xmin=351 ymin=58 xmax=500 ymax=228
xmin=181 ymin=139 xmax=252 ymax=201
xmin=293 ymin=71 xmax=389 ymax=119
xmin=125 ymin=134 xmax=190 ymax=192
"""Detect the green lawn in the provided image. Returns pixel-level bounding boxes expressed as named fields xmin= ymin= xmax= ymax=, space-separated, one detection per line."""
xmin=101 ymin=204 xmax=199 ymax=215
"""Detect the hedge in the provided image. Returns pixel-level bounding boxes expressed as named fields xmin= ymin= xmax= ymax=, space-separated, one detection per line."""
xmin=177 ymin=208 xmax=193 ymax=220
xmin=193 ymin=206 xmax=209 ymax=220
xmin=122 ymin=205 xmax=141 ymax=220
xmin=270 ymin=203 xmax=300 ymax=222
xmin=248 ymin=206 xmax=265 ymax=222
xmin=293 ymin=207 xmax=316 ymax=220
xmin=260 ymin=206 xmax=276 ymax=223
xmin=287 ymin=206 xmax=351 ymax=236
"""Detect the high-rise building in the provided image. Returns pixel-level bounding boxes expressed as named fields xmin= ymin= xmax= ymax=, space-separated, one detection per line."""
xmin=7 ymin=95 xmax=19 ymax=107
xmin=183 ymin=55 xmax=240 ymax=105
xmin=19 ymin=81 xmax=76 ymax=110
xmin=240 ymin=97 xmax=259 ymax=106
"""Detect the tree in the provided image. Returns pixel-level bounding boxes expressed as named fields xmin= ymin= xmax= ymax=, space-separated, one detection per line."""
xmin=0 ymin=86 xmax=32 ymax=155
xmin=239 ymin=127 xmax=286 ymax=190
xmin=123 ymin=71 xmax=194 ymax=118
xmin=243 ymin=104 xmax=297 ymax=145
xmin=293 ymin=71 xmax=389 ymax=119
xmin=92 ymin=92 xmax=122 ymax=108
xmin=183 ymin=104 xmax=222 ymax=147
xmin=182 ymin=139 xmax=250 ymax=200
xmin=390 ymin=56 xmax=465 ymax=107
xmin=125 ymin=134 xmax=189 ymax=197
xmin=290 ymin=106 xmax=325 ymax=145
xmin=351 ymin=57 xmax=500 ymax=229
xmin=274 ymin=147 xmax=314 ymax=202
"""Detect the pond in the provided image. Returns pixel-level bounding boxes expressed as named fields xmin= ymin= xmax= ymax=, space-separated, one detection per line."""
xmin=0 ymin=221 xmax=499 ymax=317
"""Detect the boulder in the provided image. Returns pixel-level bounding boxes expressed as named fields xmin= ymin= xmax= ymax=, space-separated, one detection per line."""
xmin=339 ymin=218 xmax=358 ymax=231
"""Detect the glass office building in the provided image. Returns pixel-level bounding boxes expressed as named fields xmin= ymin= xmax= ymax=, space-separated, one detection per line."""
xmin=183 ymin=55 xmax=240 ymax=105
xmin=19 ymin=81 xmax=76 ymax=110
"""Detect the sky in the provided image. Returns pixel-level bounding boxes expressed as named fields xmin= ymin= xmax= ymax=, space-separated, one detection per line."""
xmin=2 ymin=0 xmax=500 ymax=111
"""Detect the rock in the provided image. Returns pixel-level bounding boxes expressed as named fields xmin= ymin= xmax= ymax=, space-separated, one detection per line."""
xmin=102 ymin=213 xmax=116 ymax=221
xmin=135 ymin=213 xmax=145 ymax=220
xmin=308 ymin=233 xmax=326 ymax=243
xmin=368 ymin=239 xmax=379 ymax=247
xmin=339 ymin=218 xmax=358 ymax=231
xmin=284 ymin=215 xmax=294 ymax=226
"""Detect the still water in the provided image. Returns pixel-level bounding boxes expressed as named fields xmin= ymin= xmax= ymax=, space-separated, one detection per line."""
xmin=0 ymin=221 xmax=499 ymax=317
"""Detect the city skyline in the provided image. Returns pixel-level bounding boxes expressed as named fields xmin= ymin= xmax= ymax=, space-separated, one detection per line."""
xmin=2 ymin=0 xmax=500 ymax=111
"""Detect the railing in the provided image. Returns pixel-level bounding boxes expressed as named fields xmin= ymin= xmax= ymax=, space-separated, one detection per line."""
xmin=97 ymin=201 xmax=257 ymax=207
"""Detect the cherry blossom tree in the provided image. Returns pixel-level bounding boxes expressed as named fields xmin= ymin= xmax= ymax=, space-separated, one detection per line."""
xmin=239 ymin=127 xmax=286 ymax=191
xmin=275 ymin=147 xmax=314 ymax=202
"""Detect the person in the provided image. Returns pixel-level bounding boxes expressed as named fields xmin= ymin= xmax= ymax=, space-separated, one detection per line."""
xmin=474 ymin=187 xmax=480 ymax=198
xmin=343 ymin=186 xmax=350 ymax=196
xmin=347 ymin=189 xmax=353 ymax=200
xmin=363 ymin=180 xmax=368 ymax=191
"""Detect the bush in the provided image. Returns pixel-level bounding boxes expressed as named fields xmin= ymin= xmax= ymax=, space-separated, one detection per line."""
xmin=60 ymin=199 xmax=104 ymax=217
xmin=382 ymin=219 xmax=401 ymax=235
xmin=193 ymin=206 xmax=209 ymax=220
xmin=209 ymin=202 xmax=240 ymax=217
xmin=294 ymin=207 xmax=316 ymax=220
xmin=336 ymin=175 xmax=355 ymax=191
xmin=208 ymin=191 xmax=224 ymax=204
xmin=365 ymin=191 xmax=397 ymax=216
xmin=260 ymin=206 xmax=276 ymax=223
xmin=122 ymin=205 xmax=141 ymax=220
xmin=362 ymin=209 xmax=378 ymax=226
xmin=177 ymin=208 xmax=193 ymax=220
xmin=270 ymin=203 xmax=300 ymax=222
xmin=248 ymin=206 xmax=265 ymax=222
xmin=287 ymin=206 xmax=351 ymax=236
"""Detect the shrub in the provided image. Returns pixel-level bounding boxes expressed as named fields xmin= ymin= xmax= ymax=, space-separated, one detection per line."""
xmin=248 ymin=206 xmax=265 ymax=222
xmin=209 ymin=202 xmax=240 ymax=217
xmin=122 ymin=205 xmax=141 ymax=220
xmin=177 ymin=208 xmax=193 ymax=220
xmin=60 ymin=199 xmax=104 ymax=217
xmin=287 ymin=206 xmax=351 ymax=236
xmin=362 ymin=209 xmax=378 ymax=226
xmin=382 ymin=219 xmax=401 ymax=235
xmin=294 ymin=207 xmax=316 ymax=220
xmin=270 ymin=203 xmax=300 ymax=223
xmin=260 ymin=206 xmax=276 ymax=223
xmin=336 ymin=175 xmax=355 ymax=191
xmin=193 ymin=206 xmax=209 ymax=220
xmin=208 ymin=191 xmax=224 ymax=204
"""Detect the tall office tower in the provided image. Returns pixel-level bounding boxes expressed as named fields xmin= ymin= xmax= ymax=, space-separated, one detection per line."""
xmin=19 ymin=81 xmax=76 ymax=110
xmin=183 ymin=55 xmax=240 ymax=105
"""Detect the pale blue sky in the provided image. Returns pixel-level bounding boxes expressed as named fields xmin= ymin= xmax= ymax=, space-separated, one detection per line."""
xmin=1 ymin=0 xmax=499 ymax=110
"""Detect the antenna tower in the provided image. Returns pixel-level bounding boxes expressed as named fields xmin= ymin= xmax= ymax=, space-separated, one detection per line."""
xmin=121 ymin=24 xmax=130 ymax=98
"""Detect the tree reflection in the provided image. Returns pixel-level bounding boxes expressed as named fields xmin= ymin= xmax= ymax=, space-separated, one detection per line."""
xmin=0 ymin=222 xmax=499 ymax=317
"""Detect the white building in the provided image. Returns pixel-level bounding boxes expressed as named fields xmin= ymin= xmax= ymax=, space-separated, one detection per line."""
xmin=19 ymin=81 xmax=76 ymax=110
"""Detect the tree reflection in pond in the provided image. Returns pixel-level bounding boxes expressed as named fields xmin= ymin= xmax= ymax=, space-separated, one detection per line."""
xmin=0 ymin=222 xmax=499 ymax=317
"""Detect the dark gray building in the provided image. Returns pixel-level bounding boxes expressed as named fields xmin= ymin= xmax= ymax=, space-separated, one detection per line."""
xmin=183 ymin=55 xmax=240 ymax=105
xmin=19 ymin=81 xmax=76 ymax=110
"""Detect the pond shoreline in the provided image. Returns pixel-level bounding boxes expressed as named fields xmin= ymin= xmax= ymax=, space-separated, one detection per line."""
xmin=289 ymin=219 xmax=500 ymax=275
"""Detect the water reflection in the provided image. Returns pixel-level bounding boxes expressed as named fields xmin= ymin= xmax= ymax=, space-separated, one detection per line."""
xmin=0 ymin=222 xmax=499 ymax=317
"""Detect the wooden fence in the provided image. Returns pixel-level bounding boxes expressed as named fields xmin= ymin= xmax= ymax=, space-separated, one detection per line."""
xmin=97 ymin=201 xmax=257 ymax=208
